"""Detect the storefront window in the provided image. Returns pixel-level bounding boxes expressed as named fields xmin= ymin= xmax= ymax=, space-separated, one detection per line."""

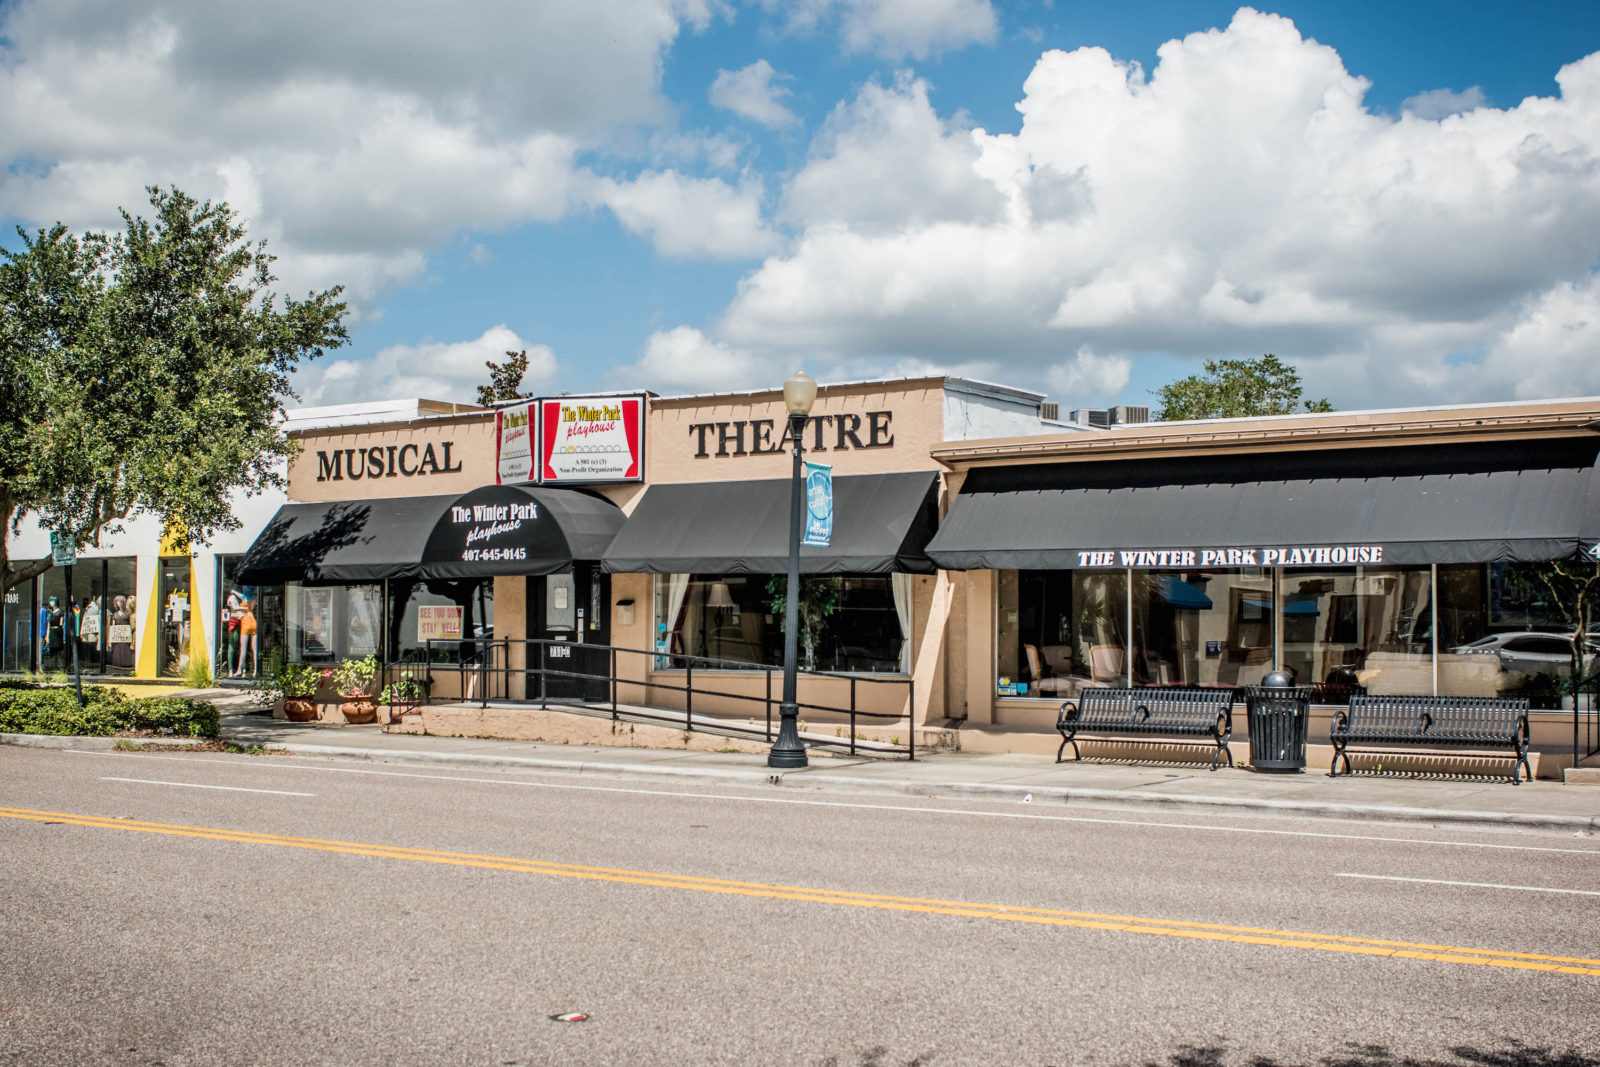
xmin=387 ymin=578 xmax=493 ymax=664
xmin=653 ymin=574 xmax=907 ymax=673
xmin=3 ymin=578 xmax=35 ymax=673
xmin=286 ymin=582 xmax=384 ymax=663
xmin=38 ymin=566 xmax=71 ymax=674
xmin=1280 ymin=567 xmax=1432 ymax=695
xmin=217 ymin=556 xmax=283 ymax=680
xmin=997 ymin=570 xmax=1128 ymax=697
xmin=1438 ymin=562 xmax=1597 ymax=709
xmin=104 ymin=559 xmax=138 ymax=676
xmin=1132 ymin=569 xmax=1275 ymax=689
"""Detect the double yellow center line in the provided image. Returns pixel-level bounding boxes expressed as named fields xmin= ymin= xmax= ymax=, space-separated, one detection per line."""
xmin=6 ymin=805 xmax=1598 ymax=978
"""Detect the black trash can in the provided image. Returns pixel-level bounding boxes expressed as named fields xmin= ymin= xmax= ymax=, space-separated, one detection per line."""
xmin=1242 ymin=670 xmax=1313 ymax=773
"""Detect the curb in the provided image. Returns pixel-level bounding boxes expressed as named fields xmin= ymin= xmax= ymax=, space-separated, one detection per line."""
xmin=1 ymin=733 xmax=206 ymax=752
xmin=10 ymin=732 xmax=1599 ymax=833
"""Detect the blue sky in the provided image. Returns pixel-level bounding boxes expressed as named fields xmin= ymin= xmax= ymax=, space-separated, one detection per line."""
xmin=4 ymin=1 xmax=1600 ymax=412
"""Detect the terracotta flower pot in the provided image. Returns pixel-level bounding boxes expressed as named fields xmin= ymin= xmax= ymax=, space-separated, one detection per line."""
xmin=340 ymin=699 xmax=378 ymax=725
xmin=283 ymin=697 xmax=318 ymax=722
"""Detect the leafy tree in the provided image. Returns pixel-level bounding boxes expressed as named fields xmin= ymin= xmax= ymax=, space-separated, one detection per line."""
xmin=477 ymin=348 xmax=530 ymax=406
xmin=1154 ymin=354 xmax=1333 ymax=420
xmin=0 ymin=186 xmax=348 ymax=597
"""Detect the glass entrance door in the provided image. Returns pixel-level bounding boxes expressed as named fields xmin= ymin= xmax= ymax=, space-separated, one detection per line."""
xmin=529 ymin=567 xmax=610 ymax=703
xmin=158 ymin=557 xmax=192 ymax=677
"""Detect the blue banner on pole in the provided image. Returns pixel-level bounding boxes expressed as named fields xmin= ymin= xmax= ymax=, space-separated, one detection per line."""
xmin=802 ymin=462 xmax=832 ymax=547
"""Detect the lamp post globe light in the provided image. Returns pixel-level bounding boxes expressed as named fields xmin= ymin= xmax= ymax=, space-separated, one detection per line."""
xmin=769 ymin=368 xmax=818 ymax=769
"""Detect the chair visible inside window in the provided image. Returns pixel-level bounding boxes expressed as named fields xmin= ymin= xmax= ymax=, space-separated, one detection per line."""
xmin=1089 ymin=644 xmax=1125 ymax=684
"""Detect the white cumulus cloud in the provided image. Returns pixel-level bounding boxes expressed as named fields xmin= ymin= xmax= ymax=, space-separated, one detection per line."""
xmin=769 ymin=0 xmax=999 ymax=60
xmin=591 ymin=170 xmax=781 ymax=259
xmin=294 ymin=325 xmax=556 ymax=405
xmin=0 ymin=0 xmax=735 ymax=312
xmin=714 ymin=8 xmax=1600 ymax=408
xmin=1401 ymin=85 xmax=1487 ymax=119
xmin=709 ymin=60 xmax=797 ymax=128
xmin=612 ymin=326 xmax=770 ymax=392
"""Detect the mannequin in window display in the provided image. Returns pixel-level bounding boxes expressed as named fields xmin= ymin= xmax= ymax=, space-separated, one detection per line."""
xmin=42 ymin=596 xmax=66 ymax=669
xmin=109 ymin=595 xmax=135 ymax=670
xmin=236 ymin=600 xmax=258 ymax=677
xmin=79 ymin=595 xmax=102 ymax=665
xmin=223 ymin=605 xmax=241 ymax=678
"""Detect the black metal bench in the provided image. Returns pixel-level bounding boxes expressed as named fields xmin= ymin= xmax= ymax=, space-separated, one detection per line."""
xmin=1329 ymin=695 xmax=1532 ymax=784
xmin=1057 ymin=688 xmax=1235 ymax=770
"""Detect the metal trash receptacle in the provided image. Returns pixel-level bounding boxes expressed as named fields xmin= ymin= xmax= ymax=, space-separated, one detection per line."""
xmin=1242 ymin=671 xmax=1312 ymax=773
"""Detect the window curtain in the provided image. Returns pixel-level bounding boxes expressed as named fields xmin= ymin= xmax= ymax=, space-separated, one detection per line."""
xmin=891 ymin=572 xmax=913 ymax=673
xmin=661 ymin=573 xmax=691 ymax=664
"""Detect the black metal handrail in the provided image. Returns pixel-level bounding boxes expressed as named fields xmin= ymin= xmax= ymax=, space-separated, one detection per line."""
xmin=421 ymin=637 xmax=916 ymax=760
xmin=1576 ymin=675 xmax=1599 ymax=767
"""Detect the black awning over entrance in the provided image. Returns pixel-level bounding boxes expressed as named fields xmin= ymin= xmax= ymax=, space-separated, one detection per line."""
xmin=927 ymin=438 xmax=1600 ymax=571
xmin=421 ymin=484 xmax=624 ymax=579
xmin=238 ymin=486 xmax=624 ymax=583
xmin=601 ymin=470 xmax=939 ymax=574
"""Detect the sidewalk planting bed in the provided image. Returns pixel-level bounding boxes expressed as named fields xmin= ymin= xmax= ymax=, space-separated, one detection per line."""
xmin=0 ymin=681 xmax=220 ymax=738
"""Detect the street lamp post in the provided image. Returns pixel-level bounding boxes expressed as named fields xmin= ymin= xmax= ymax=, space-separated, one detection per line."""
xmin=768 ymin=368 xmax=817 ymax=769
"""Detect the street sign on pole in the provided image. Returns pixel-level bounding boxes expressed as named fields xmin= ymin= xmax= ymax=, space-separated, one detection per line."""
xmin=50 ymin=532 xmax=75 ymax=568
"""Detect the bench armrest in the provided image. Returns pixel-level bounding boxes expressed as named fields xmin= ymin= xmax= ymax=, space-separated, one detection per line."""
xmin=1057 ymin=700 xmax=1080 ymax=725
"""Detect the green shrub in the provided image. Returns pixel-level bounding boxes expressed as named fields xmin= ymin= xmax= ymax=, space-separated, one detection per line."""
xmin=0 ymin=685 xmax=219 ymax=738
xmin=127 ymin=697 xmax=221 ymax=737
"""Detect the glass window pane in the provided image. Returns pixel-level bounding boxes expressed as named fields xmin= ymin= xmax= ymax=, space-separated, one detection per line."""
xmin=74 ymin=560 xmax=107 ymax=674
xmin=1001 ymin=570 xmax=1127 ymax=698
xmin=104 ymin=559 xmax=138 ymax=676
xmin=1280 ymin=567 xmax=1432 ymax=695
xmin=217 ymin=555 xmax=283 ymax=679
xmin=655 ymin=573 xmax=906 ymax=673
xmin=1439 ymin=562 xmax=1594 ymax=709
xmin=3 ymin=575 xmax=36 ymax=673
xmin=39 ymin=566 xmax=70 ymax=674
xmin=387 ymin=578 xmax=493 ymax=664
xmin=1133 ymin=569 xmax=1274 ymax=689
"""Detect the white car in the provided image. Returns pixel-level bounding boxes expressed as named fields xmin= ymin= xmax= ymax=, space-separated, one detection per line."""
xmin=1451 ymin=632 xmax=1591 ymax=676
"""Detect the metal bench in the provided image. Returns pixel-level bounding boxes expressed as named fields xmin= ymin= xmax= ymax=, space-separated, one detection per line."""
xmin=1329 ymin=694 xmax=1532 ymax=784
xmin=1056 ymin=687 xmax=1235 ymax=770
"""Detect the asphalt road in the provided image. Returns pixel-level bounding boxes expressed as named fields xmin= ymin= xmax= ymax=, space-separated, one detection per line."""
xmin=2 ymin=745 xmax=1599 ymax=1067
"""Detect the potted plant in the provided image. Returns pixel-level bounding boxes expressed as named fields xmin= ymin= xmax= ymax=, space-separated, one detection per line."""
xmin=331 ymin=655 xmax=380 ymax=724
xmin=380 ymin=676 xmax=428 ymax=722
xmin=277 ymin=662 xmax=322 ymax=722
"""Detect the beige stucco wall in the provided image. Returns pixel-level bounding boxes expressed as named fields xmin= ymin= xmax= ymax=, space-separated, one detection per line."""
xmin=288 ymin=415 xmax=498 ymax=502
xmin=645 ymin=379 xmax=948 ymax=485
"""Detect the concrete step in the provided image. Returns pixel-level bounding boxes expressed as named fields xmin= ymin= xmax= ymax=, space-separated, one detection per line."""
xmin=1564 ymin=766 xmax=1600 ymax=786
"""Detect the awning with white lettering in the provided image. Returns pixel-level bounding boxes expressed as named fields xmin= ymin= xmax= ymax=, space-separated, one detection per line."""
xmin=926 ymin=438 xmax=1600 ymax=571
xmin=237 ymin=485 xmax=623 ymax=583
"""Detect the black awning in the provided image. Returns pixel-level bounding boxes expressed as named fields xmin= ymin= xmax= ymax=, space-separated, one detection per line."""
xmin=421 ymin=484 xmax=623 ymax=579
xmin=602 ymin=470 xmax=939 ymax=574
xmin=927 ymin=438 xmax=1600 ymax=571
xmin=236 ymin=495 xmax=456 ymax=584
xmin=238 ymin=486 xmax=624 ymax=584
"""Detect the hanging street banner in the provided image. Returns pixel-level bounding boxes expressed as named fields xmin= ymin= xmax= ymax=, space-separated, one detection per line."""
xmin=802 ymin=462 xmax=833 ymax=547
xmin=495 ymin=401 xmax=536 ymax=485
xmin=539 ymin=394 xmax=645 ymax=483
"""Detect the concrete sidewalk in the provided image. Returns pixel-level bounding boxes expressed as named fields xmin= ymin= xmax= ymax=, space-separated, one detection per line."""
xmin=8 ymin=687 xmax=1597 ymax=832
xmin=199 ymin=691 xmax=1600 ymax=832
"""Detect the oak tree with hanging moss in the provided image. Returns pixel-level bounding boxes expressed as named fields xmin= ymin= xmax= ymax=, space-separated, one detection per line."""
xmin=0 ymin=186 xmax=348 ymax=597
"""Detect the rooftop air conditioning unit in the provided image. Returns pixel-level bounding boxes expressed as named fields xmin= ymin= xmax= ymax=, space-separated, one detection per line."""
xmin=1040 ymin=401 xmax=1060 ymax=421
xmin=1069 ymin=408 xmax=1111 ymax=428
xmin=1110 ymin=405 xmax=1150 ymax=425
